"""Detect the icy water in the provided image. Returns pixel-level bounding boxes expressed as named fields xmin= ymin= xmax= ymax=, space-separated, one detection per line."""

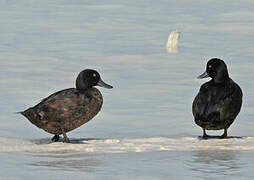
xmin=1 ymin=0 xmax=254 ymax=179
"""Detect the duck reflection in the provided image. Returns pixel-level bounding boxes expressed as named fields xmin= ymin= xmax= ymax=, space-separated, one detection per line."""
xmin=28 ymin=153 xmax=103 ymax=172
xmin=187 ymin=150 xmax=240 ymax=179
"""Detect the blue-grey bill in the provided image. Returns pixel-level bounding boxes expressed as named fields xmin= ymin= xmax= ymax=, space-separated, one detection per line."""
xmin=97 ymin=79 xmax=113 ymax=89
xmin=197 ymin=71 xmax=209 ymax=79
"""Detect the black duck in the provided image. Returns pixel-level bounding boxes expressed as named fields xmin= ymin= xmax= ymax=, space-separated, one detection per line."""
xmin=192 ymin=58 xmax=242 ymax=138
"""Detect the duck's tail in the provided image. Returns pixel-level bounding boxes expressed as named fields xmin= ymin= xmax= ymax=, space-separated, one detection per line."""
xmin=14 ymin=111 xmax=25 ymax=115
xmin=17 ymin=108 xmax=41 ymax=127
xmin=18 ymin=109 xmax=34 ymax=120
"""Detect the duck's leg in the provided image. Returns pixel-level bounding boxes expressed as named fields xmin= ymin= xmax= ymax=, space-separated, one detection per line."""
xmin=202 ymin=128 xmax=210 ymax=139
xmin=61 ymin=128 xmax=70 ymax=143
xmin=220 ymin=128 xmax=228 ymax=138
xmin=51 ymin=135 xmax=60 ymax=142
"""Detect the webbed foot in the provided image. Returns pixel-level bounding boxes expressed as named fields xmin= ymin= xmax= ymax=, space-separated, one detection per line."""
xmin=61 ymin=128 xmax=70 ymax=143
xmin=220 ymin=129 xmax=228 ymax=139
xmin=51 ymin=135 xmax=60 ymax=142
xmin=202 ymin=128 xmax=211 ymax=139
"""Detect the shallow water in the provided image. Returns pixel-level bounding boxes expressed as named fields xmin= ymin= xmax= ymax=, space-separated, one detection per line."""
xmin=0 ymin=0 xmax=254 ymax=179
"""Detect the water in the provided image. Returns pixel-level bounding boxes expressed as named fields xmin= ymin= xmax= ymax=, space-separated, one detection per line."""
xmin=0 ymin=0 xmax=254 ymax=179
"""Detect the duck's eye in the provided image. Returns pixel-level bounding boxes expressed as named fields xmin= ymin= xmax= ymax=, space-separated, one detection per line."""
xmin=93 ymin=73 xmax=97 ymax=77
xmin=208 ymin=65 xmax=212 ymax=68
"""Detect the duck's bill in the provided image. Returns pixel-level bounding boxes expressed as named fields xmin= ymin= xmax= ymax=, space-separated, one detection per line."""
xmin=197 ymin=71 xmax=209 ymax=79
xmin=97 ymin=79 xmax=113 ymax=89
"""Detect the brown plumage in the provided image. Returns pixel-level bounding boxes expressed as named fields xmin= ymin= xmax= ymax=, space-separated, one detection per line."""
xmin=20 ymin=69 xmax=113 ymax=142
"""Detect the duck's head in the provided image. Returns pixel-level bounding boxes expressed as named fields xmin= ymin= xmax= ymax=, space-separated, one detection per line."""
xmin=197 ymin=58 xmax=229 ymax=83
xmin=76 ymin=69 xmax=113 ymax=90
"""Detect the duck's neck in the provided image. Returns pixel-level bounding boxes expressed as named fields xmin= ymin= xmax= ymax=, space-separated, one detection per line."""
xmin=75 ymin=74 xmax=91 ymax=91
xmin=213 ymin=70 xmax=229 ymax=83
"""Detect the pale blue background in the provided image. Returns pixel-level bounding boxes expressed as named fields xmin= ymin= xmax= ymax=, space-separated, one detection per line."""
xmin=0 ymin=0 xmax=254 ymax=179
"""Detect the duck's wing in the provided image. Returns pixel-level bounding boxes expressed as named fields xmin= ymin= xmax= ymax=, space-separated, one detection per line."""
xmin=34 ymin=88 xmax=91 ymax=122
xmin=22 ymin=88 xmax=103 ymax=134
xmin=21 ymin=88 xmax=76 ymax=119
xmin=192 ymin=82 xmax=210 ymax=120
xmin=220 ymin=81 xmax=243 ymax=121
xmin=21 ymin=88 xmax=79 ymax=126
xmin=192 ymin=81 xmax=225 ymax=123
xmin=193 ymin=81 xmax=242 ymax=123
xmin=192 ymin=93 xmax=200 ymax=118
xmin=40 ymin=88 xmax=76 ymax=104
xmin=192 ymin=90 xmax=211 ymax=120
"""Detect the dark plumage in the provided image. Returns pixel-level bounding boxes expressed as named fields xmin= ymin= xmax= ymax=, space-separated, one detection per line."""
xmin=20 ymin=69 xmax=113 ymax=143
xmin=192 ymin=58 xmax=242 ymax=138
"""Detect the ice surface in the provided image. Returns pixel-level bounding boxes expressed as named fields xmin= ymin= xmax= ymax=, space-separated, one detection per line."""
xmin=1 ymin=136 xmax=254 ymax=154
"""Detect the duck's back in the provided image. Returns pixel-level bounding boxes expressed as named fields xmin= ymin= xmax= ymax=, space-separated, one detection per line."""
xmin=192 ymin=79 xmax=242 ymax=130
xmin=21 ymin=88 xmax=103 ymax=135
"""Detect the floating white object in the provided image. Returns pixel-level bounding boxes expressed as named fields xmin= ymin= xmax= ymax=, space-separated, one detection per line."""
xmin=165 ymin=31 xmax=181 ymax=53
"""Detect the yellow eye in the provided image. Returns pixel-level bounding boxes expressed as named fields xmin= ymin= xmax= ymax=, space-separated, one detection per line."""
xmin=93 ymin=73 xmax=97 ymax=77
xmin=208 ymin=65 xmax=212 ymax=68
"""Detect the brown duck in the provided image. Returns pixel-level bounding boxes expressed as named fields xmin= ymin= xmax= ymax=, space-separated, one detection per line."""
xmin=20 ymin=69 xmax=113 ymax=143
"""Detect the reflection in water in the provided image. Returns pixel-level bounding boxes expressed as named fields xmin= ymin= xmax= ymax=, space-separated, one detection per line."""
xmin=31 ymin=138 xmax=102 ymax=145
xmin=187 ymin=150 xmax=240 ymax=179
xmin=27 ymin=153 xmax=103 ymax=172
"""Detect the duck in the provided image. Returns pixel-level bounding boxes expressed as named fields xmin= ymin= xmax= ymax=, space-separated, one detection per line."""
xmin=20 ymin=69 xmax=113 ymax=143
xmin=192 ymin=58 xmax=242 ymax=139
